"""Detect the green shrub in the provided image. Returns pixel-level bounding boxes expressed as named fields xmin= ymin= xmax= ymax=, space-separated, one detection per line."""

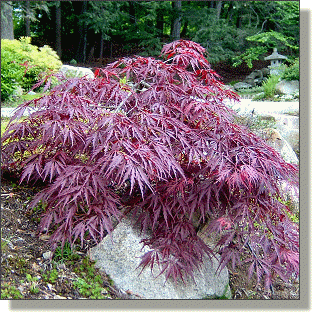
xmin=1 ymin=37 xmax=62 ymax=101
xmin=283 ymin=58 xmax=299 ymax=81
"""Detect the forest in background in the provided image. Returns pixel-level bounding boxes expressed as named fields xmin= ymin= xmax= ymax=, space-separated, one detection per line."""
xmin=2 ymin=1 xmax=299 ymax=71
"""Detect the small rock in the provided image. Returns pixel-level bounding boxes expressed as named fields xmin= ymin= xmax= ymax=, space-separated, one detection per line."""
xmin=54 ymin=294 xmax=67 ymax=299
xmin=57 ymin=263 xmax=66 ymax=270
xmin=18 ymin=285 xmax=24 ymax=293
xmin=43 ymin=251 xmax=53 ymax=260
xmin=32 ymin=262 xmax=42 ymax=272
xmin=39 ymin=234 xmax=51 ymax=241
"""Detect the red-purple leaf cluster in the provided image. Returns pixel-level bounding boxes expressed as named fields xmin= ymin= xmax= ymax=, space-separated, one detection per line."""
xmin=1 ymin=40 xmax=299 ymax=289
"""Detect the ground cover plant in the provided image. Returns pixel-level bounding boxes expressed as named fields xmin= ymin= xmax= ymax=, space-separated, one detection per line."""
xmin=1 ymin=40 xmax=299 ymax=291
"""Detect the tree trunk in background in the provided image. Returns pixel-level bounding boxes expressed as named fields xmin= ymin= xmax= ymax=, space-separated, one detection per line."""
xmin=25 ymin=1 xmax=31 ymax=37
xmin=216 ymin=1 xmax=223 ymax=19
xmin=180 ymin=21 xmax=188 ymax=38
xmin=156 ymin=8 xmax=164 ymax=38
xmin=129 ymin=1 xmax=136 ymax=25
xmin=109 ymin=41 xmax=113 ymax=58
xmin=55 ymin=2 xmax=62 ymax=58
xmin=77 ymin=1 xmax=88 ymax=63
xmin=1 ymin=1 xmax=14 ymax=40
xmin=171 ymin=0 xmax=181 ymax=41
xmin=99 ymin=34 xmax=104 ymax=60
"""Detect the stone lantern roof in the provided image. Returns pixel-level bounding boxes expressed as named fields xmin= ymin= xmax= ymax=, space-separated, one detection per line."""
xmin=264 ymin=48 xmax=287 ymax=61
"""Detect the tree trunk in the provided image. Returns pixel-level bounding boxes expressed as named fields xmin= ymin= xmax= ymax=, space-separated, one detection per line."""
xmin=180 ymin=21 xmax=188 ymax=38
xmin=82 ymin=29 xmax=87 ymax=64
xmin=1 ymin=1 xmax=14 ymax=40
xmin=156 ymin=9 xmax=164 ymax=38
xmin=87 ymin=45 xmax=95 ymax=63
xmin=129 ymin=1 xmax=136 ymax=25
xmin=171 ymin=0 xmax=182 ymax=41
xmin=216 ymin=1 xmax=223 ymax=19
xmin=77 ymin=1 xmax=88 ymax=64
xmin=99 ymin=34 xmax=104 ymax=60
xmin=55 ymin=2 xmax=62 ymax=58
xmin=109 ymin=41 xmax=113 ymax=58
xmin=25 ymin=1 xmax=31 ymax=37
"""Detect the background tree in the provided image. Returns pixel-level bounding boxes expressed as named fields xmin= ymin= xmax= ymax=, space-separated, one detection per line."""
xmin=6 ymin=1 xmax=300 ymax=75
xmin=24 ymin=1 xmax=31 ymax=37
xmin=79 ymin=1 xmax=124 ymax=62
xmin=171 ymin=0 xmax=182 ymax=40
xmin=1 ymin=1 xmax=14 ymax=40
xmin=55 ymin=1 xmax=62 ymax=58
xmin=77 ymin=1 xmax=88 ymax=63
xmin=11 ymin=1 xmax=50 ymax=39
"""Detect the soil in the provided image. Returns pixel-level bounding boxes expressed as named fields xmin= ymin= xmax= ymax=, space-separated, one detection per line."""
xmin=1 ymin=176 xmax=299 ymax=300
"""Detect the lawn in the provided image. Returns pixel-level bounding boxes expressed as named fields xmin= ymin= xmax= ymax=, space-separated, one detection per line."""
xmin=1 ymin=92 xmax=44 ymax=109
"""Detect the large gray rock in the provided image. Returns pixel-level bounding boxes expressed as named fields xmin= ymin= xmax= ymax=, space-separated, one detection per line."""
xmin=275 ymin=80 xmax=299 ymax=95
xmin=255 ymin=128 xmax=299 ymax=164
xmin=273 ymin=115 xmax=299 ymax=154
xmin=259 ymin=114 xmax=299 ymax=155
xmin=245 ymin=69 xmax=264 ymax=87
xmin=224 ymin=99 xmax=299 ymax=156
xmin=89 ymin=216 xmax=231 ymax=299
xmin=60 ymin=65 xmax=94 ymax=79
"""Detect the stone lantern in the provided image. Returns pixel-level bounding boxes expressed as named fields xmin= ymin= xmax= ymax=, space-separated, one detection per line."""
xmin=264 ymin=48 xmax=287 ymax=75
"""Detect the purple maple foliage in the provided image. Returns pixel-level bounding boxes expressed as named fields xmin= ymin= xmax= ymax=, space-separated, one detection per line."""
xmin=1 ymin=40 xmax=299 ymax=289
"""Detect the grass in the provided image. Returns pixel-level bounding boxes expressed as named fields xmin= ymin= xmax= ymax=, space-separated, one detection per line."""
xmin=52 ymin=241 xmax=81 ymax=264
xmin=1 ymin=92 xmax=44 ymax=109
xmin=234 ymin=86 xmax=264 ymax=98
xmin=1 ymin=91 xmax=43 ymax=138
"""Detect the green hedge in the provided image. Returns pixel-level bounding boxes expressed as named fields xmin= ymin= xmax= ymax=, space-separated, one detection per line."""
xmin=1 ymin=37 xmax=62 ymax=101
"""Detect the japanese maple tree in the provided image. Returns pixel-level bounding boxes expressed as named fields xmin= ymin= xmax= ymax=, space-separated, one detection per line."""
xmin=1 ymin=40 xmax=299 ymax=289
